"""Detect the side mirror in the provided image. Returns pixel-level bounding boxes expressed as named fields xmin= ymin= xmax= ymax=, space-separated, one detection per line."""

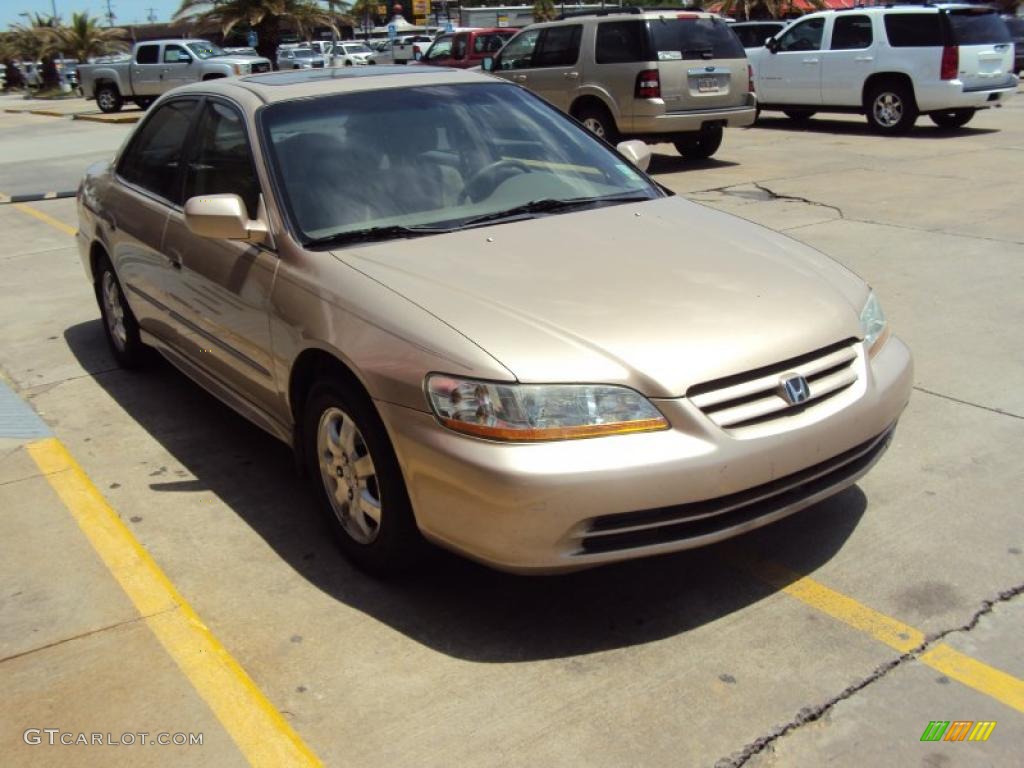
xmin=482 ymin=56 xmax=494 ymax=72
xmin=766 ymin=37 xmax=779 ymax=54
xmin=184 ymin=194 xmax=267 ymax=243
xmin=616 ymin=140 xmax=652 ymax=173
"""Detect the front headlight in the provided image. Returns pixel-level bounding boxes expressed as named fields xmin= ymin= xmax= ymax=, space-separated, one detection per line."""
xmin=860 ymin=290 xmax=890 ymax=357
xmin=232 ymin=63 xmax=250 ymax=75
xmin=426 ymin=375 xmax=668 ymax=441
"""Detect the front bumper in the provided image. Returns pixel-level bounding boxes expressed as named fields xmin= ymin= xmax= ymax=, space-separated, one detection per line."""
xmin=379 ymin=336 xmax=913 ymax=573
xmin=627 ymin=93 xmax=757 ymax=136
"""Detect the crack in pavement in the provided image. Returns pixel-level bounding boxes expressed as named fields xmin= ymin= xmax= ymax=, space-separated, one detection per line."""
xmin=913 ymin=385 xmax=1024 ymax=421
xmin=714 ymin=582 xmax=1024 ymax=768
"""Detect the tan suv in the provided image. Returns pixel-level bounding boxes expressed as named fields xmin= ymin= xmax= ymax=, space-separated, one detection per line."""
xmin=485 ymin=8 xmax=757 ymax=159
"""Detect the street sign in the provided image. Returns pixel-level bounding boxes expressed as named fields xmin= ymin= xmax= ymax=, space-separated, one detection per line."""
xmin=247 ymin=30 xmax=258 ymax=47
xmin=445 ymin=21 xmax=454 ymax=32
xmin=387 ymin=23 xmax=397 ymax=41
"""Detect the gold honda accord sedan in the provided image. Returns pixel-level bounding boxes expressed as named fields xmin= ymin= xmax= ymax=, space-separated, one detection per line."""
xmin=76 ymin=67 xmax=912 ymax=574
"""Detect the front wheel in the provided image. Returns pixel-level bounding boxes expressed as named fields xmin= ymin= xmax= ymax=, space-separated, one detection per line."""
xmin=575 ymin=104 xmax=619 ymax=145
xmin=783 ymin=110 xmax=817 ymax=123
xmin=674 ymin=125 xmax=724 ymax=160
xmin=303 ymin=380 xmax=423 ymax=576
xmin=94 ymin=255 xmax=146 ymax=368
xmin=865 ymin=82 xmax=918 ymax=135
xmin=929 ymin=109 xmax=976 ymax=130
xmin=95 ymin=84 xmax=123 ymax=114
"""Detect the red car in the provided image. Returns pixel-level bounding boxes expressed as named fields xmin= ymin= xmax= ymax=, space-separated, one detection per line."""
xmin=417 ymin=28 xmax=516 ymax=69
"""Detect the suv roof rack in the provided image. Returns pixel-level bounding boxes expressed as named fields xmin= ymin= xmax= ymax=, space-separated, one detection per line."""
xmin=554 ymin=5 xmax=705 ymax=21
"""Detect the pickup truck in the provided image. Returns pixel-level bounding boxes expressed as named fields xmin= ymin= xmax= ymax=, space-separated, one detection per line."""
xmin=78 ymin=39 xmax=272 ymax=113
xmin=391 ymin=35 xmax=434 ymax=64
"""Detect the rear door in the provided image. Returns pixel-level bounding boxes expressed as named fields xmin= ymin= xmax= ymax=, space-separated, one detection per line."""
xmin=756 ymin=16 xmax=825 ymax=104
xmin=517 ymin=25 xmax=584 ymax=110
xmin=944 ymin=7 xmax=1014 ymax=88
xmin=130 ymin=43 xmax=162 ymax=95
xmin=821 ymin=14 xmax=876 ymax=106
xmin=647 ymin=16 xmax=749 ymax=111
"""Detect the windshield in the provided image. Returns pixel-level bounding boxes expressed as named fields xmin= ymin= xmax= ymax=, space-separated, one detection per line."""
xmin=261 ymin=83 xmax=659 ymax=245
xmin=647 ymin=17 xmax=745 ymax=60
xmin=187 ymin=41 xmax=227 ymax=59
xmin=344 ymin=44 xmax=372 ymax=54
xmin=1005 ymin=17 xmax=1024 ymax=36
xmin=947 ymin=9 xmax=1012 ymax=45
xmin=292 ymin=49 xmax=316 ymax=58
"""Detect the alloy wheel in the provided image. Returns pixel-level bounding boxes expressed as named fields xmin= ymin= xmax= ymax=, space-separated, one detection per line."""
xmin=316 ymin=406 xmax=382 ymax=545
xmin=101 ymin=271 xmax=127 ymax=351
xmin=873 ymin=92 xmax=903 ymax=128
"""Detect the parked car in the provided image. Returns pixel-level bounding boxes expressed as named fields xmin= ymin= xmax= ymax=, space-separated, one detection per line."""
xmin=484 ymin=8 xmax=756 ymax=159
xmin=391 ymin=35 xmax=434 ymax=64
xmin=749 ymin=5 xmax=1019 ymax=133
xmin=277 ymin=46 xmax=328 ymax=70
xmin=331 ymin=42 xmax=377 ymax=66
xmin=730 ymin=20 xmax=787 ymax=50
xmin=417 ymin=28 xmax=516 ymax=68
xmin=1002 ymin=14 xmax=1024 ymax=74
xmin=76 ymin=67 xmax=911 ymax=575
xmin=78 ymin=40 xmax=272 ymax=113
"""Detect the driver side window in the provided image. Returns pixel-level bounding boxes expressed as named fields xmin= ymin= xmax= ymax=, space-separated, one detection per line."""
xmin=164 ymin=44 xmax=189 ymax=63
xmin=777 ymin=18 xmax=825 ymax=52
xmin=427 ymin=36 xmax=453 ymax=61
xmin=498 ymin=29 xmax=540 ymax=70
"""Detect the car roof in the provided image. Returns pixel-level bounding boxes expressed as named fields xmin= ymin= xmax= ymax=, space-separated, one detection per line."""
xmin=173 ymin=66 xmax=497 ymax=104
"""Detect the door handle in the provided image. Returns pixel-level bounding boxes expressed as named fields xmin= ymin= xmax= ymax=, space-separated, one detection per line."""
xmin=166 ymin=250 xmax=182 ymax=270
xmin=512 ymin=74 xmax=527 ymax=82
xmin=802 ymin=58 xmax=820 ymax=64
xmin=855 ymin=56 xmax=874 ymax=62
xmin=563 ymin=71 xmax=579 ymax=79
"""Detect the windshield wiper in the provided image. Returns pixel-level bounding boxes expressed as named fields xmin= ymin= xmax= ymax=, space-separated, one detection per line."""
xmin=304 ymin=224 xmax=451 ymax=248
xmin=455 ymin=194 xmax=652 ymax=229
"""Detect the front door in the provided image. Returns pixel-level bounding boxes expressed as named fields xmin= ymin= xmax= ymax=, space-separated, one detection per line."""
xmin=757 ymin=17 xmax=825 ymax=105
xmin=161 ymin=43 xmax=196 ymax=91
xmin=160 ymin=98 xmax=280 ymax=416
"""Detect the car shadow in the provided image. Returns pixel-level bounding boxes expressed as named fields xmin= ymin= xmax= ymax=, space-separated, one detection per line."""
xmin=647 ymin=155 xmax=740 ymax=175
xmin=751 ymin=114 xmax=999 ymax=138
xmin=65 ymin=319 xmax=868 ymax=663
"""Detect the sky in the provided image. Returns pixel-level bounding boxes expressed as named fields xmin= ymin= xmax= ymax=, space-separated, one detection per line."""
xmin=4 ymin=0 xmax=206 ymax=30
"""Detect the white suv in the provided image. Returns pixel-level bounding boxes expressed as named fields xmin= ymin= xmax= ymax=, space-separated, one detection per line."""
xmin=750 ymin=4 xmax=1018 ymax=134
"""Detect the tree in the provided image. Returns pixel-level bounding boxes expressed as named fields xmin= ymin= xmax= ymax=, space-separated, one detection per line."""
xmin=533 ymin=0 xmax=556 ymax=24
xmin=714 ymin=0 xmax=826 ymax=20
xmin=50 ymin=12 xmax=127 ymax=63
xmin=6 ymin=15 xmax=58 ymax=89
xmin=174 ymin=0 xmax=346 ymax=60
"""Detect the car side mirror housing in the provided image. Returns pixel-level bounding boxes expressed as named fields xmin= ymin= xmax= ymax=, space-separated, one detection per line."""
xmin=766 ymin=37 xmax=779 ymax=54
xmin=184 ymin=194 xmax=267 ymax=243
xmin=616 ymin=140 xmax=652 ymax=173
xmin=482 ymin=56 xmax=494 ymax=72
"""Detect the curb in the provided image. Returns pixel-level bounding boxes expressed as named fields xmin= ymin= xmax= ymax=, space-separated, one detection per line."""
xmin=0 ymin=190 xmax=77 ymax=204
xmin=73 ymin=113 xmax=141 ymax=124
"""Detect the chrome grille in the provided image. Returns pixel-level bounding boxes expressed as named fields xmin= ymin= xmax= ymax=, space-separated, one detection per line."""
xmin=688 ymin=339 xmax=859 ymax=430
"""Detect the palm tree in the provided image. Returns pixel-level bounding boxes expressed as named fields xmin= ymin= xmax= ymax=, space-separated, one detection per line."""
xmin=6 ymin=15 xmax=57 ymax=89
xmin=714 ymin=0 xmax=826 ymax=20
xmin=533 ymin=0 xmax=557 ymax=23
xmin=174 ymin=0 xmax=345 ymax=60
xmin=50 ymin=12 xmax=127 ymax=63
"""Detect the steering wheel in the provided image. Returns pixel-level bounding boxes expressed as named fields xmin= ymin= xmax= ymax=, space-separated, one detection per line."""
xmin=458 ymin=159 xmax=532 ymax=204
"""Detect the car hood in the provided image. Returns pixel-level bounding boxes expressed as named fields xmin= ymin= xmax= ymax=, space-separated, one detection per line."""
xmin=215 ymin=55 xmax=271 ymax=65
xmin=332 ymin=196 xmax=870 ymax=398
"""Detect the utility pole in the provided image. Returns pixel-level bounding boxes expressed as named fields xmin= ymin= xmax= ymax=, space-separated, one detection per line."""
xmin=146 ymin=7 xmax=158 ymax=23
xmin=104 ymin=0 xmax=116 ymax=27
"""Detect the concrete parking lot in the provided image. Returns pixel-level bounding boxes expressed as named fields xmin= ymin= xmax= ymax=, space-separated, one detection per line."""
xmin=1 ymin=89 xmax=1022 ymax=767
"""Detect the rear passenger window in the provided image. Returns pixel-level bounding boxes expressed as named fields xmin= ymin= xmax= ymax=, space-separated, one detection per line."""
xmin=596 ymin=21 xmax=649 ymax=64
xmin=135 ymin=44 xmax=159 ymax=64
xmin=831 ymin=16 xmax=873 ymax=50
xmin=884 ymin=13 xmax=944 ymax=47
xmin=118 ymin=99 xmax=198 ymax=203
xmin=534 ymin=25 xmax=582 ymax=68
xmin=474 ymin=33 xmax=509 ymax=54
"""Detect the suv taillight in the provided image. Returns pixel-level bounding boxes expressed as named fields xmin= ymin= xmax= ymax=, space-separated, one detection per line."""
xmin=941 ymin=45 xmax=958 ymax=80
xmin=748 ymin=64 xmax=755 ymax=94
xmin=635 ymin=69 xmax=661 ymax=99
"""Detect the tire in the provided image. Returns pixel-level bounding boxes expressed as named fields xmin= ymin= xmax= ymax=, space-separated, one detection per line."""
xmin=929 ymin=109 xmax=976 ymax=130
xmin=783 ymin=110 xmax=816 ymax=123
xmin=865 ymin=81 xmax=918 ymax=136
xmin=575 ymin=103 xmax=619 ymax=145
xmin=94 ymin=254 xmax=146 ymax=369
xmin=95 ymin=84 xmax=123 ymax=114
xmin=673 ymin=125 xmax=724 ymax=160
xmin=303 ymin=379 xmax=423 ymax=576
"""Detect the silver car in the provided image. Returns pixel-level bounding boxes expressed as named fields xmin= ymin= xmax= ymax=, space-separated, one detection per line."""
xmin=75 ymin=67 xmax=912 ymax=575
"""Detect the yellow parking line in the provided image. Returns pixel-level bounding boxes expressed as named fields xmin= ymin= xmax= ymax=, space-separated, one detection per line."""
xmin=747 ymin=558 xmax=1024 ymax=714
xmin=26 ymin=437 xmax=323 ymax=768
xmin=13 ymin=202 xmax=77 ymax=236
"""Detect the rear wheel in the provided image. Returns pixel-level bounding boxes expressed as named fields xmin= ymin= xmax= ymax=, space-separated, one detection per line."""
xmin=674 ymin=125 xmax=724 ymax=160
xmin=575 ymin=103 xmax=619 ymax=145
xmin=95 ymin=84 xmax=123 ymax=114
xmin=303 ymin=380 xmax=423 ymax=576
xmin=929 ymin=109 xmax=976 ymax=129
xmin=865 ymin=81 xmax=918 ymax=135
xmin=94 ymin=254 xmax=146 ymax=368
xmin=783 ymin=110 xmax=817 ymax=123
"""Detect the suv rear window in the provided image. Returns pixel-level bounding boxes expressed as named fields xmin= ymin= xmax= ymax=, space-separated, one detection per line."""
xmin=646 ymin=18 xmax=745 ymax=61
xmin=884 ymin=13 xmax=944 ymax=47
xmin=596 ymin=21 xmax=648 ymax=63
xmin=947 ymin=9 xmax=1012 ymax=45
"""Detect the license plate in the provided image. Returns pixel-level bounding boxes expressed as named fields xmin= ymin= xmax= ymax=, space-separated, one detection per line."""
xmin=697 ymin=77 xmax=718 ymax=93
